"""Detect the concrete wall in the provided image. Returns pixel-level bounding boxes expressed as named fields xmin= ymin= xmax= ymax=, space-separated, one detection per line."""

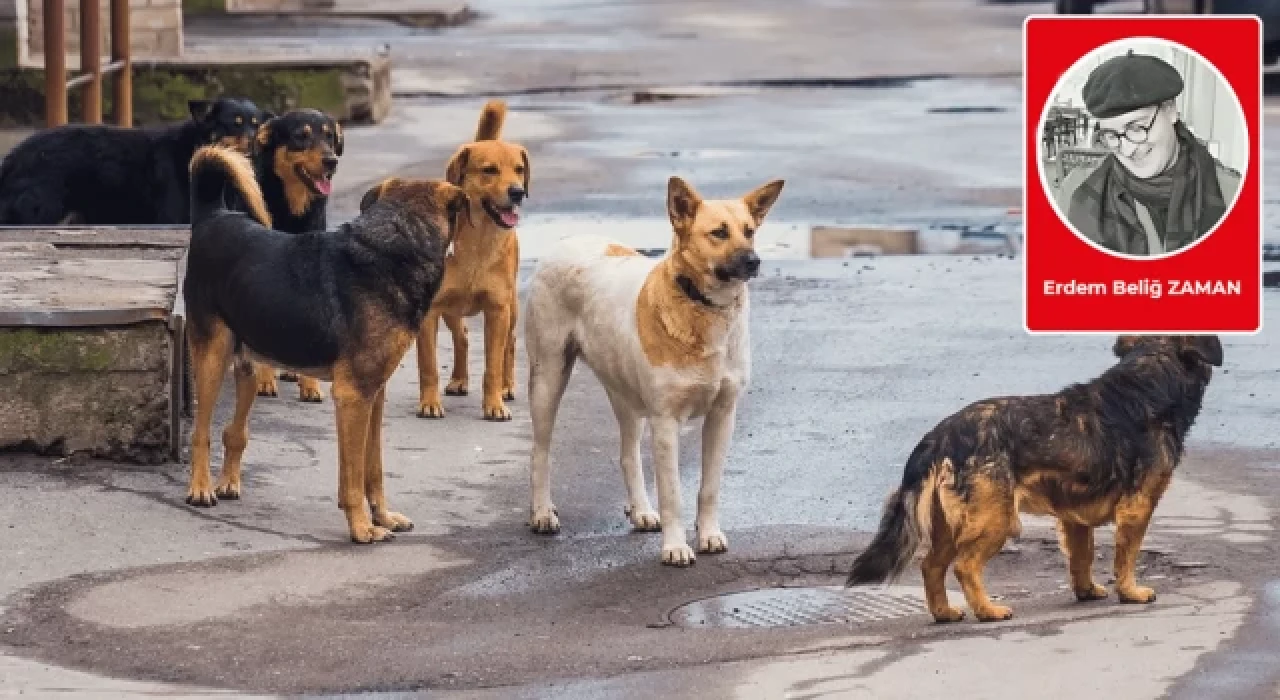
xmin=20 ymin=0 xmax=182 ymax=69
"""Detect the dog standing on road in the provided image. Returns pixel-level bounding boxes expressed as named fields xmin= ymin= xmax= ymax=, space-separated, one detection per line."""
xmin=523 ymin=175 xmax=784 ymax=566
xmin=416 ymin=100 xmax=527 ymax=421
xmin=241 ymin=109 xmax=345 ymax=403
xmin=182 ymin=145 xmax=466 ymax=543
xmin=845 ymin=335 xmax=1223 ymax=623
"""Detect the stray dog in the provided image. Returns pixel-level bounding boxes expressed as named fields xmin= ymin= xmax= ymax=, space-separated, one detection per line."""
xmin=242 ymin=108 xmax=344 ymax=403
xmin=182 ymin=145 xmax=466 ymax=542
xmin=0 ymin=97 xmax=266 ymax=225
xmin=524 ymin=175 xmax=784 ymax=566
xmin=416 ymin=99 xmax=526 ymax=421
xmin=845 ymin=335 xmax=1223 ymax=622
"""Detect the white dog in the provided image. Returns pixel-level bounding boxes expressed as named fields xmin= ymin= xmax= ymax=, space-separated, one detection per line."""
xmin=523 ymin=175 xmax=784 ymax=566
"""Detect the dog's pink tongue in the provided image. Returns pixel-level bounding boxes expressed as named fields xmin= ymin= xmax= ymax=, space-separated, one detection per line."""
xmin=316 ymin=178 xmax=333 ymax=197
xmin=500 ymin=207 xmax=520 ymax=227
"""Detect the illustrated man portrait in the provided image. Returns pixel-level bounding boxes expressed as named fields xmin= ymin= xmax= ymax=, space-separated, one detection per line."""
xmin=1055 ymin=50 xmax=1241 ymax=256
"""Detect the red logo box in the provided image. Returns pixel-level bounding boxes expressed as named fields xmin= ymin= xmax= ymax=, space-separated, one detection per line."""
xmin=1024 ymin=15 xmax=1262 ymax=334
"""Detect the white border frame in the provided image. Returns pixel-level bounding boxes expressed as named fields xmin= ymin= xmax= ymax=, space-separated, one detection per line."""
xmin=1036 ymin=36 xmax=1249 ymax=262
xmin=1022 ymin=13 xmax=1264 ymax=337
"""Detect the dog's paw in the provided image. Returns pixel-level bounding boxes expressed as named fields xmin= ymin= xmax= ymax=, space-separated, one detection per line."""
xmin=185 ymin=487 xmax=218 ymax=507
xmin=1074 ymin=583 xmax=1109 ymax=602
xmin=373 ymin=510 xmax=414 ymax=533
xmin=298 ymin=380 xmax=325 ymax=403
xmin=974 ymin=604 xmax=1013 ymax=622
xmin=931 ymin=606 xmax=966 ymax=624
xmin=530 ymin=507 xmax=561 ymax=534
xmin=417 ymin=399 xmax=446 ymax=419
xmin=277 ymin=371 xmax=298 ymax=382
xmin=697 ymin=530 xmax=729 ymax=554
xmin=350 ymin=524 xmax=395 ymax=544
xmin=445 ymin=379 xmax=469 ymax=396
xmin=625 ymin=505 xmax=661 ymax=532
xmin=484 ymin=400 xmax=512 ymax=421
xmin=214 ymin=480 xmax=241 ymax=501
xmin=662 ymin=543 xmax=696 ymax=567
xmin=256 ymin=377 xmax=279 ymax=397
xmin=1118 ymin=586 xmax=1157 ymax=604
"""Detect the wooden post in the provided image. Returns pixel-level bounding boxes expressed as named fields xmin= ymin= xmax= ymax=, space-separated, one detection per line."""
xmin=111 ymin=0 xmax=131 ymax=127
xmin=80 ymin=0 xmax=102 ymax=124
xmin=43 ymin=0 xmax=67 ymax=127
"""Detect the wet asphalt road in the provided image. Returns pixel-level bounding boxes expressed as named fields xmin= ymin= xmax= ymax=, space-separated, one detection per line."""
xmin=1 ymin=0 xmax=1279 ymax=697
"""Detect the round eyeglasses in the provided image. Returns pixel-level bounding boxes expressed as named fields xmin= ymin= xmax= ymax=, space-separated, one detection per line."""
xmin=1096 ymin=104 xmax=1162 ymax=151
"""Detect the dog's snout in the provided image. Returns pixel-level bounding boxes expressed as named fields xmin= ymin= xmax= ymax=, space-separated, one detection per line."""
xmin=739 ymin=250 xmax=761 ymax=277
xmin=322 ymin=155 xmax=339 ymax=172
xmin=507 ymin=185 xmax=526 ymax=205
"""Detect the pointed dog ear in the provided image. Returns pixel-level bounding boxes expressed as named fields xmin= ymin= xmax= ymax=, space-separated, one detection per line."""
xmin=445 ymin=146 xmax=470 ymax=186
xmin=742 ymin=179 xmax=785 ymax=225
xmin=1112 ymin=335 xmax=1142 ymax=358
xmin=1179 ymin=335 xmax=1223 ymax=367
xmin=667 ymin=176 xmax=702 ymax=238
xmin=188 ymin=99 xmax=213 ymax=122
xmin=333 ymin=120 xmax=345 ymax=157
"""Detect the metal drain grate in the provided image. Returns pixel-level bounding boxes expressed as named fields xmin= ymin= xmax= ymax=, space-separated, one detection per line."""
xmin=668 ymin=585 xmax=932 ymax=629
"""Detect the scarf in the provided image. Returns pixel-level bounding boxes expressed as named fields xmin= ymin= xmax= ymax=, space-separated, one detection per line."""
xmin=1068 ymin=121 xmax=1227 ymax=255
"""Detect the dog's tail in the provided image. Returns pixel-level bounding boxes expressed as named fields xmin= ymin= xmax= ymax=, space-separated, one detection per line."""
xmin=188 ymin=145 xmax=271 ymax=228
xmin=474 ymin=100 xmax=507 ymax=141
xmin=845 ymin=438 xmax=937 ymax=587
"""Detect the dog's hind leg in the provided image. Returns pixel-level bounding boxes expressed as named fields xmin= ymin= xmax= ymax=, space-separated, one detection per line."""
xmin=215 ymin=357 xmax=259 ymax=501
xmin=254 ymin=362 xmax=279 ymax=397
xmin=605 ymin=388 xmax=659 ymax=532
xmin=297 ymin=375 xmax=326 ymax=403
xmin=1058 ymin=521 xmax=1107 ymax=601
xmin=417 ymin=310 xmax=447 ymax=418
xmin=947 ymin=471 xmax=1017 ymax=621
xmin=527 ymin=327 xmax=576 ymax=535
xmin=1114 ymin=468 xmax=1173 ymax=604
xmin=186 ymin=322 xmax=234 ymax=507
xmin=444 ymin=313 xmax=470 ymax=398
xmin=365 ymin=386 xmax=413 ymax=533
xmin=922 ymin=490 xmax=965 ymax=623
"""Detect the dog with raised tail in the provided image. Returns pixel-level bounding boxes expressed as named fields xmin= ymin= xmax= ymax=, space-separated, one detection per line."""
xmin=522 ymin=175 xmax=784 ymax=566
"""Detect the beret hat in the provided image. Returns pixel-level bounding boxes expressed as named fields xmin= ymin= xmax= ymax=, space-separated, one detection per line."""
xmin=1082 ymin=49 xmax=1184 ymax=119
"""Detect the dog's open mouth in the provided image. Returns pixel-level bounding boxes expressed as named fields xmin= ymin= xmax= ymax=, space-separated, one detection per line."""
xmin=295 ymin=165 xmax=333 ymax=198
xmin=483 ymin=199 xmax=520 ymax=229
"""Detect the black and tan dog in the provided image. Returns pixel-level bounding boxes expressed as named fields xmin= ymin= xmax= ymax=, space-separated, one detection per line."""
xmin=0 ymin=97 xmax=267 ymax=226
xmin=417 ymin=99 xmax=527 ymax=421
xmin=239 ymin=108 xmax=345 ymax=403
xmin=846 ymin=335 xmax=1222 ymax=623
xmin=183 ymin=145 xmax=466 ymax=543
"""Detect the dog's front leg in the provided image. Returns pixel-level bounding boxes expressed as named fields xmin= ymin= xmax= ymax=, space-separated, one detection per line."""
xmin=697 ymin=390 xmax=738 ymax=554
xmin=651 ymin=415 xmax=694 ymax=566
xmin=333 ymin=379 xmax=392 ymax=543
xmin=481 ymin=304 xmax=513 ymax=421
xmin=1113 ymin=470 xmax=1172 ymax=603
xmin=417 ymin=311 xmax=446 ymax=418
xmin=365 ymin=386 xmax=413 ymax=533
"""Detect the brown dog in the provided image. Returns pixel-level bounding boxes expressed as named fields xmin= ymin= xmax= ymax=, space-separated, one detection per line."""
xmin=416 ymin=99 xmax=528 ymax=421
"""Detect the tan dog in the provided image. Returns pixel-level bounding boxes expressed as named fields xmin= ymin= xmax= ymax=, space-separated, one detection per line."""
xmin=417 ymin=100 xmax=528 ymax=421
xmin=524 ymin=176 xmax=783 ymax=566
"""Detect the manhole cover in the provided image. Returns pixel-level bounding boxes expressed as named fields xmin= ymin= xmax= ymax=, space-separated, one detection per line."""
xmin=668 ymin=586 xmax=934 ymax=629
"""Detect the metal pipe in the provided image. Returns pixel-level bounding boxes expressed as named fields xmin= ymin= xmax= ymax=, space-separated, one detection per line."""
xmin=67 ymin=59 xmax=125 ymax=88
xmin=43 ymin=0 xmax=67 ymax=127
xmin=80 ymin=0 xmax=101 ymax=123
xmin=110 ymin=0 xmax=131 ymax=127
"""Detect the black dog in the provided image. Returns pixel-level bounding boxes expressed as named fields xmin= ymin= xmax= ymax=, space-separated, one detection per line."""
xmin=0 ymin=98 xmax=268 ymax=226
xmin=182 ymin=145 xmax=466 ymax=542
xmin=237 ymin=108 xmax=345 ymax=401
xmin=846 ymin=335 xmax=1222 ymax=624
